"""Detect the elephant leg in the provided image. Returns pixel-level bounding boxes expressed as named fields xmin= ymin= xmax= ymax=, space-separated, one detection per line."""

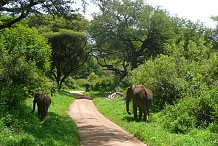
xmin=42 ymin=106 xmax=49 ymax=120
xmin=144 ymin=101 xmax=151 ymax=122
xmin=38 ymin=109 xmax=41 ymax=119
xmin=143 ymin=108 xmax=148 ymax=122
xmin=38 ymin=106 xmax=43 ymax=120
xmin=139 ymin=110 xmax=142 ymax=121
xmin=133 ymin=102 xmax=138 ymax=120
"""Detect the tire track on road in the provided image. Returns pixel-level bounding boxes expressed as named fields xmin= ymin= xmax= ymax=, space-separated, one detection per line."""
xmin=67 ymin=92 xmax=147 ymax=146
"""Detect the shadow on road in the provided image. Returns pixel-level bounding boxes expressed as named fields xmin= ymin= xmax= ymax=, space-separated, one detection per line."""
xmin=76 ymin=120 xmax=142 ymax=146
xmin=71 ymin=92 xmax=93 ymax=100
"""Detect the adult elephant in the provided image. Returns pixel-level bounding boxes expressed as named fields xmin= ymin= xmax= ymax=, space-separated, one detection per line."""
xmin=126 ymin=85 xmax=153 ymax=122
xmin=32 ymin=93 xmax=51 ymax=120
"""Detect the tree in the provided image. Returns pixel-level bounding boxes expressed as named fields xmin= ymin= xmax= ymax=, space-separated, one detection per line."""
xmin=210 ymin=16 xmax=218 ymax=49
xmin=73 ymin=57 xmax=103 ymax=79
xmin=47 ymin=29 xmax=89 ymax=89
xmin=0 ymin=25 xmax=51 ymax=108
xmin=23 ymin=14 xmax=89 ymax=33
xmin=0 ymin=0 xmax=88 ymax=29
xmin=23 ymin=14 xmax=91 ymax=89
xmin=89 ymin=0 xmax=177 ymax=79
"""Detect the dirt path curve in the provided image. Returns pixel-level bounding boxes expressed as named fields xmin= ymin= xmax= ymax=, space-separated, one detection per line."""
xmin=67 ymin=91 xmax=147 ymax=146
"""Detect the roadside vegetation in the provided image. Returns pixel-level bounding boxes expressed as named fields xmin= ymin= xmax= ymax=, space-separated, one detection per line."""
xmin=0 ymin=91 xmax=80 ymax=146
xmin=92 ymin=94 xmax=218 ymax=146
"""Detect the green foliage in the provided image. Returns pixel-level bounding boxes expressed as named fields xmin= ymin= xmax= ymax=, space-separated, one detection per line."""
xmin=156 ymin=98 xmax=200 ymax=134
xmin=129 ymin=35 xmax=218 ymax=130
xmin=73 ymin=58 xmax=104 ymax=79
xmin=87 ymin=72 xmax=99 ymax=82
xmin=0 ymin=25 xmax=51 ymax=110
xmin=130 ymin=55 xmax=180 ymax=109
xmin=154 ymin=92 xmax=218 ymax=134
xmin=47 ymin=29 xmax=88 ymax=88
xmin=0 ymin=91 xmax=80 ymax=146
xmin=62 ymin=76 xmax=87 ymax=91
xmin=92 ymin=95 xmax=218 ymax=146
xmin=91 ymin=76 xmax=117 ymax=92
xmin=24 ymin=14 xmax=89 ymax=34
xmin=24 ymin=14 xmax=90 ymax=89
xmin=0 ymin=1 xmax=87 ymax=29
xmin=198 ymin=88 xmax=218 ymax=127
xmin=89 ymin=0 xmax=177 ymax=78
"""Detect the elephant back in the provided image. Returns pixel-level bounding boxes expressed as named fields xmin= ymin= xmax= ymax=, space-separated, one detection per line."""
xmin=34 ymin=93 xmax=51 ymax=107
xmin=131 ymin=85 xmax=153 ymax=100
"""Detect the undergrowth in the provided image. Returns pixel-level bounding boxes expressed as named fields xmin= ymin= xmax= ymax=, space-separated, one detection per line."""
xmin=92 ymin=94 xmax=218 ymax=146
xmin=0 ymin=91 xmax=80 ymax=146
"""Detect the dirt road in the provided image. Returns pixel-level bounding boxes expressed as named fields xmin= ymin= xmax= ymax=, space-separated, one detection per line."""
xmin=67 ymin=92 xmax=147 ymax=146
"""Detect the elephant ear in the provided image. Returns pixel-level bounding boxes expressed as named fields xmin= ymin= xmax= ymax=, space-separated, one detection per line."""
xmin=131 ymin=85 xmax=136 ymax=91
xmin=145 ymin=88 xmax=153 ymax=100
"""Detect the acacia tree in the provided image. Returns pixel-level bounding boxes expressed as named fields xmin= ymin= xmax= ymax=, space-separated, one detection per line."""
xmin=0 ymin=0 xmax=88 ymax=29
xmin=47 ymin=30 xmax=89 ymax=89
xmin=89 ymin=0 xmax=177 ymax=79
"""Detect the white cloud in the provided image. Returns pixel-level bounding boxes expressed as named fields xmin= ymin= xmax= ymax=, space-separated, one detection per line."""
xmin=78 ymin=0 xmax=218 ymax=28
xmin=145 ymin=0 xmax=218 ymax=28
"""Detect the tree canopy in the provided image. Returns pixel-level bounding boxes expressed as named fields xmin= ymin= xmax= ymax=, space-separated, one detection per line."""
xmin=47 ymin=29 xmax=89 ymax=89
xmin=89 ymin=0 xmax=178 ymax=79
xmin=0 ymin=0 xmax=88 ymax=29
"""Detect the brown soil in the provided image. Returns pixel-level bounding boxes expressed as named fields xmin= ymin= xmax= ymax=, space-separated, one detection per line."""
xmin=67 ymin=91 xmax=147 ymax=146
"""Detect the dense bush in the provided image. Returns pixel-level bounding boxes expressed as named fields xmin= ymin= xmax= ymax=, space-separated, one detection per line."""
xmin=91 ymin=76 xmax=117 ymax=92
xmin=62 ymin=76 xmax=87 ymax=90
xmin=0 ymin=25 xmax=51 ymax=113
xmin=87 ymin=72 xmax=99 ymax=82
xmin=130 ymin=54 xmax=182 ymax=109
xmin=154 ymin=92 xmax=218 ymax=134
xmin=129 ymin=38 xmax=218 ymax=131
xmin=155 ymin=97 xmax=200 ymax=133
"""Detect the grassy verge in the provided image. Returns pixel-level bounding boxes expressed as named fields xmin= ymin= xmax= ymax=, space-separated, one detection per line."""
xmin=0 ymin=91 xmax=80 ymax=146
xmin=92 ymin=94 xmax=218 ymax=146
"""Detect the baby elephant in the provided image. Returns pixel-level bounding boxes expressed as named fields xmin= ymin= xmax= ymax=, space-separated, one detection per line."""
xmin=32 ymin=93 xmax=51 ymax=120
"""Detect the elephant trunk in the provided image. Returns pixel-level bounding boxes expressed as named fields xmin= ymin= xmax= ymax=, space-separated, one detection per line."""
xmin=126 ymin=100 xmax=131 ymax=115
xmin=126 ymin=86 xmax=133 ymax=115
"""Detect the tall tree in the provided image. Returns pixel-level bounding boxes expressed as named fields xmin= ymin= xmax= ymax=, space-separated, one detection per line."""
xmin=47 ymin=30 xmax=89 ymax=89
xmin=0 ymin=0 xmax=88 ymax=29
xmin=24 ymin=14 xmax=90 ymax=89
xmin=89 ymin=0 xmax=177 ymax=79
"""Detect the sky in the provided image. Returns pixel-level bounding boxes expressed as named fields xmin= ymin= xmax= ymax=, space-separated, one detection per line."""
xmin=77 ymin=0 xmax=218 ymax=28
xmin=145 ymin=0 xmax=218 ymax=28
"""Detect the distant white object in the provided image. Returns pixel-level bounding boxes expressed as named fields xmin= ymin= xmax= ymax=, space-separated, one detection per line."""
xmin=107 ymin=92 xmax=123 ymax=99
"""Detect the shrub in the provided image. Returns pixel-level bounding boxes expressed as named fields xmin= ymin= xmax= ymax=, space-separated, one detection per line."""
xmin=62 ymin=77 xmax=88 ymax=90
xmin=197 ymin=88 xmax=218 ymax=127
xmin=157 ymin=97 xmax=200 ymax=134
xmin=0 ymin=25 xmax=51 ymax=110
xmin=155 ymin=93 xmax=218 ymax=134
xmin=87 ymin=72 xmax=99 ymax=82
xmin=62 ymin=76 xmax=77 ymax=89
xmin=91 ymin=76 xmax=116 ymax=92
xmin=129 ymin=55 xmax=182 ymax=109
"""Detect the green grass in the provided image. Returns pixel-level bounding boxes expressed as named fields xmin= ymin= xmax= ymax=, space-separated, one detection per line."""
xmin=0 ymin=91 xmax=80 ymax=146
xmin=92 ymin=96 xmax=218 ymax=146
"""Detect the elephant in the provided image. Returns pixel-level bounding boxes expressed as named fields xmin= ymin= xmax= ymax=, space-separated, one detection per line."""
xmin=32 ymin=93 xmax=51 ymax=120
xmin=84 ymin=82 xmax=91 ymax=92
xmin=126 ymin=85 xmax=153 ymax=122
